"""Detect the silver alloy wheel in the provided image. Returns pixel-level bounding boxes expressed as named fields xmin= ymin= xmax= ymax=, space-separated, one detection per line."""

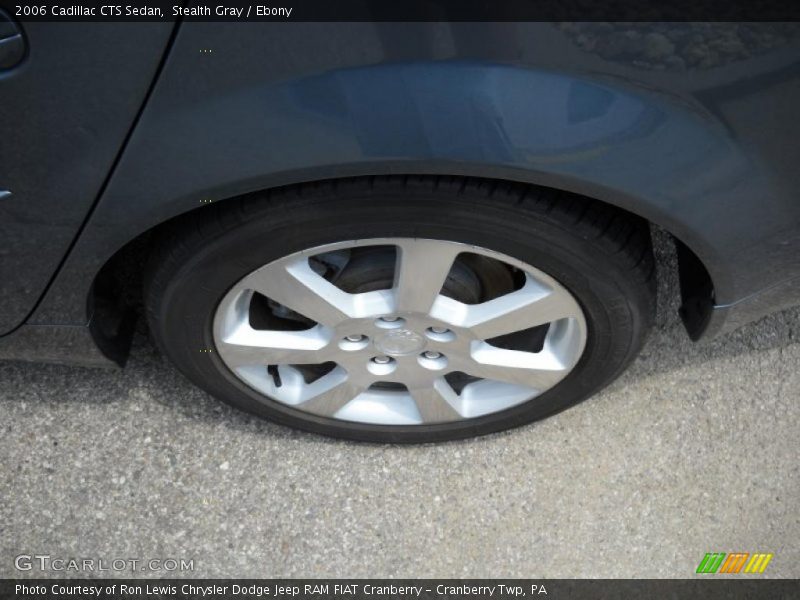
xmin=213 ymin=238 xmax=587 ymax=426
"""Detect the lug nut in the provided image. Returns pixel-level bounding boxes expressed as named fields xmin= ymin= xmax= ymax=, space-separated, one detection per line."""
xmin=367 ymin=354 xmax=397 ymax=376
xmin=345 ymin=334 xmax=365 ymax=342
xmin=418 ymin=349 xmax=448 ymax=371
xmin=425 ymin=326 xmax=456 ymax=343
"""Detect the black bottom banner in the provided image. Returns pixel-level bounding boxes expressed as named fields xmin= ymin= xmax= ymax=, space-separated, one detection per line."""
xmin=2 ymin=580 xmax=799 ymax=600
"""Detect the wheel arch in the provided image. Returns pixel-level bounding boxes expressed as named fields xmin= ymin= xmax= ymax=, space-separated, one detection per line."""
xmin=89 ymin=171 xmax=714 ymax=358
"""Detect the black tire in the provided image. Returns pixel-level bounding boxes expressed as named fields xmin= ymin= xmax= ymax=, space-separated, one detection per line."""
xmin=145 ymin=176 xmax=656 ymax=443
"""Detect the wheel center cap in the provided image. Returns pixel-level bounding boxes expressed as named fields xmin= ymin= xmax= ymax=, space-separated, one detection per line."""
xmin=374 ymin=329 xmax=426 ymax=356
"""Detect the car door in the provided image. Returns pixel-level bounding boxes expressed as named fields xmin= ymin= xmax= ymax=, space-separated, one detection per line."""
xmin=0 ymin=14 xmax=173 ymax=334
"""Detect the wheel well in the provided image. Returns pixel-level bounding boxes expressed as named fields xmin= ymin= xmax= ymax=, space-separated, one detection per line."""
xmin=674 ymin=238 xmax=715 ymax=340
xmin=89 ymin=175 xmax=715 ymax=356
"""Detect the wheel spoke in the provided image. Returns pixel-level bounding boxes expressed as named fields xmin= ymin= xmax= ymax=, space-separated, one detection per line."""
xmin=462 ymin=275 xmax=579 ymax=340
xmin=295 ymin=369 xmax=366 ymax=417
xmin=394 ymin=240 xmax=461 ymax=314
xmin=244 ymin=259 xmax=353 ymax=326
xmin=463 ymin=343 xmax=569 ymax=389
xmin=409 ymin=379 xmax=462 ymax=423
xmin=217 ymin=324 xmax=330 ymax=367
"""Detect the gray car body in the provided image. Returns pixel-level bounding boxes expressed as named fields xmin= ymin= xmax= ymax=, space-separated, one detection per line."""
xmin=1 ymin=21 xmax=800 ymax=366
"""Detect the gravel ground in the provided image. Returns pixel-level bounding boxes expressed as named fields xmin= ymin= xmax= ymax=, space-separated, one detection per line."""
xmin=1 ymin=232 xmax=798 ymax=578
xmin=558 ymin=22 xmax=800 ymax=71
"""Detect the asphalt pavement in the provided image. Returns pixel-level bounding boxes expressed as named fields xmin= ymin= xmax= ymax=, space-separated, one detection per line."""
xmin=1 ymin=231 xmax=798 ymax=578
